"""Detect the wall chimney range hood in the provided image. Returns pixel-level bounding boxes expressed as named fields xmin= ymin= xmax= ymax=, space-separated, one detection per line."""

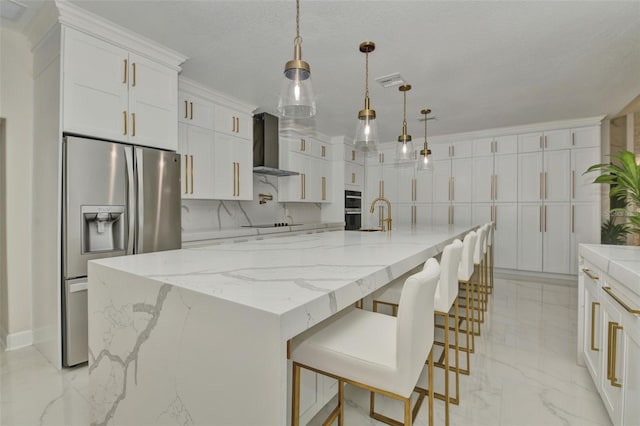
xmin=253 ymin=112 xmax=299 ymax=177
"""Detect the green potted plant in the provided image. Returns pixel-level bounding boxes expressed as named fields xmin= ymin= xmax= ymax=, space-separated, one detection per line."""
xmin=587 ymin=150 xmax=640 ymax=238
xmin=600 ymin=217 xmax=631 ymax=245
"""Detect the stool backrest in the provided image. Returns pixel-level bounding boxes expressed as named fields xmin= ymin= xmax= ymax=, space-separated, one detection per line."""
xmin=430 ymin=239 xmax=463 ymax=311
xmin=459 ymin=231 xmax=477 ymax=282
xmin=487 ymin=222 xmax=495 ymax=246
xmin=396 ymin=258 xmax=440 ymax=396
xmin=482 ymin=223 xmax=490 ymax=253
xmin=474 ymin=225 xmax=487 ymax=265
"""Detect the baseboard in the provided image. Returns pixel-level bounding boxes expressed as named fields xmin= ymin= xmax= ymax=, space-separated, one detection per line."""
xmin=1 ymin=329 xmax=33 ymax=351
xmin=495 ymin=268 xmax=578 ymax=286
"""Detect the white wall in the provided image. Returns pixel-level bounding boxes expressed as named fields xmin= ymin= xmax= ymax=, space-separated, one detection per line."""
xmin=0 ymin=27 xmax=34 ymax=349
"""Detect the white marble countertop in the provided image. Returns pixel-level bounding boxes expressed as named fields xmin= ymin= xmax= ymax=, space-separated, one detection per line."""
xmin=579 ymin=244 xmax=640 ymax=296
xmin=181 ymin=222 xmax=344 ymax=243
xmin=94 ymin=225 xmax=473 ymax=339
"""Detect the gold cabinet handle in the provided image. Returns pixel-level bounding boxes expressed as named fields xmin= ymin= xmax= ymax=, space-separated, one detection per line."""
xmin=494 ymin=175 xmax=498 ymax=200
xmin=132 ymin=62 xmax=136 ymax=87
xmin=571 ymin=205 xmax=575 ymax=233
xmin=539 ymin=172 xmax=543 ymax=200
xmin=449 ymin=177 xmax=452 ymax=201
xmin=184 ymin=100 xmax=188 ymax=119
xmin=572 ymin=170 xmax=576 ymax=199
xmin=123 ymin=59 xmax=128 ymax=84
xmin=544 ymin=172 xmax=548 ymax=199
xmin=494 ymin=205 xmax=497 ymax=230
xmin=352 ymin=172 xmax=356 ymax=184
xmin=232 ymin=162 xmax=236 ymax=196
xmin=352 ymin=150 xmax=356 ymax=161
xmin=232 ymin=116 xmax=236 ymax=133
xmin=611 ymin=323 xmax=622 ymax=387
xmin=236 ymin=117 xmax=240 ymax=133
xmin=544 ymin=205 xmax=547 ymax=232
xmin=131 ymin=112 xmax=136 ymax=137
xmin=190 ymin=102 xmax=193 ymax=120
xmin=322 ymin=145 xmax=326 ymax=158
xmin=123 ymin=111 xmax=128 ymax=135
xmin=544 ymin=135 xmax=548 ymax=148
xmin=572 ymin=131 xmax=576 ymax=146
xmin=322 ymin=176 xmax=326 ymax=201
xmin=301 ymin=174 xmax=304 ymax=199
xmin=603 ymin=286 xmax=640 ymax=314
xmin=184 ymin=154 xmax=189 ymax=194
xmin=539 ymin=135 xmax=543 ymax=149
xmin=237 ymin=162 xmax=240 ymax=196
xmin=190 ymin=155 xmax=194 ymax=194
xmin=379 ymin=180 xmax=383 ymax=197
xmin=539 ymin=205 xmax=543 ymax=232
xmin=582 ymin=269 xmax=600 ymax=280
xmin=590 ymin=301 xmax=600 ymax=351
xmin=451 ymin=176 xmax=455 ymax=200
xmin=607 ymin=321 xmax=614 ymax=381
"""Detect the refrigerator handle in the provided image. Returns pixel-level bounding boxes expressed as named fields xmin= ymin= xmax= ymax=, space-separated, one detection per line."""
xmin=135 ymin=147 xmax=144 ymax=253
xmin=125 ymin=146 xmax=135 ymax=255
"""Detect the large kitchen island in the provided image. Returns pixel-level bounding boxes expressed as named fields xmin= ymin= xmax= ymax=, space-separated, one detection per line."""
xmin=88 ymin=226 xmax=474 ymax=426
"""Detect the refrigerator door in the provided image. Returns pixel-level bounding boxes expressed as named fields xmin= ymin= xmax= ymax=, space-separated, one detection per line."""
xmin=63 ymin=277 xmax=88 ymax=366
xmin=63 ymin=136 xmax=133 ymax=279
xmin=135 ymin=147 xmax=181 ymax=253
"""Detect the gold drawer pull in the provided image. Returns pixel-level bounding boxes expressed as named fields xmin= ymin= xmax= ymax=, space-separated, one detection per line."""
xmin=590 ymin=301 xmax=599 ymax=351
xmin=603 ymin=286 xmax=640 ymax=314
xmin=582 ymin=268 xmax=599 ymax=280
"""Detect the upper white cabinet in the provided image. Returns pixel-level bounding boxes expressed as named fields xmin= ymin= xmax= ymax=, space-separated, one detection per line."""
xmin=63 ymin=27 xmax=178 ymax=151
xmin=177 ymin=79 xmax=255 ymax=200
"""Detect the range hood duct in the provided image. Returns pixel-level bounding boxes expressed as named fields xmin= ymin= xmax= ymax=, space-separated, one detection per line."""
xmin=253 ymin=112 xmax=299 ymax=177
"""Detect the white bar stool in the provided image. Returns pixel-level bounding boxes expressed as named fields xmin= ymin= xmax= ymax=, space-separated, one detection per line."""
xmin=290 ymin=260 xmax=441 ymax=426
xmin=487 ymin=221 xmax=495 ymax=294
xmin=472 ymin=225 xmax=488 ymax=332
xmin=456 ymin=231 xmax=478 ymax=373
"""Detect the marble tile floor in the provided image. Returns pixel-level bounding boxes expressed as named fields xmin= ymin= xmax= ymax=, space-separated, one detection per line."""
xmin=0 ymin=277 xmax=611 ymax=426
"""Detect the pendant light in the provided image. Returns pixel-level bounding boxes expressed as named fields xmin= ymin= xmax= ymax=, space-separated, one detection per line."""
xmin=354 ymin=41 xmax=377 ymax=151
xmin=417 ymin=108 xmax=433 ymax=171
xmin=395 ymin=84 xmax=414 ymax=161
xmin=277 ymin=0 xmax=316 ymax=119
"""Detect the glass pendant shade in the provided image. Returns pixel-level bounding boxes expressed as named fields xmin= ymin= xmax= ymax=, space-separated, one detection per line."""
xmin=353 ymin=41 xmax=377 ymax=151
xmin=277 ymin=0 xmax=316 ymax=119
xmin=395 ymin=84 xmax=414 ymax=161
xmin=417 ymin=108 xmax=433 ymax=171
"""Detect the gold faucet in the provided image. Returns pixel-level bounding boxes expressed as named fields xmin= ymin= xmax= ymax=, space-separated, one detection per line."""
xmin=258 ymin=193 xmax=273 ymax=204
xmin=369 ymin=196 xmax=392 ymax=231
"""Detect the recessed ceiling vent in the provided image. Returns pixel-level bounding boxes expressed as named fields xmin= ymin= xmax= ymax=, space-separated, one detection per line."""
xmin=375 ymin=73 xmax=405 ymax=88
xmin=1 ymin=0 xmax=27 ymax=21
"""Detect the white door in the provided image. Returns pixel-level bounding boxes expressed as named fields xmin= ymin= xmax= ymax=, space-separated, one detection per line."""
xmin=62 ymin=27 xmax=129 ymax=142
xmin=543 ymin=149 xmax=571 ymax=202
xmin=451 ymin=158 xmax=473 ymax=203
xmin=542 ymin=203 xmax=571 ymax=274
xmin=432 ymin=160 xmax=452 ymax=203
xmin=128 ymin=53 xmax=178 ymax=150
xmin=472 ymin=156 xmax=494 ymax=203
xmin=570 ymin=202 xmax=601 ymax=274
xmin=572 ymin=147 xmax=601 ymax=202
xmin=494 ymin=203 xmax=518 ymax=270
xmin=518 ymin=152 xmax=543 ymax=202
xmin=183 ymin=125 xmax=215 ymax=199
xmin=517 ymin=203 xmax=543 ymax=272
xmin=494 ymin=154 xmax=518 ymax=203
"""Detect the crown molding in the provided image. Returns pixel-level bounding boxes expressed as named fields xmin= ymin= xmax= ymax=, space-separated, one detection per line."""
xmin=47 ymin=0 xmax=187 ymax=71
xmin=178 ymin=77 xmax=257 ymax=113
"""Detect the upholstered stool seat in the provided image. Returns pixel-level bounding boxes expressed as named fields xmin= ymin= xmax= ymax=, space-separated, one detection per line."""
xmin=291 ymin=260 xmax=441 ymax=426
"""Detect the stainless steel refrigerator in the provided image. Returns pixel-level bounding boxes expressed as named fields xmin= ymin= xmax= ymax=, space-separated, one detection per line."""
xmin=62 ymin=135 xmax=181 ymax=367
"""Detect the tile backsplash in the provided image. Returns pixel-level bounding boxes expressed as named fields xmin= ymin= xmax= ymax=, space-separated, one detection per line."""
xmin=181 ymin=175 xmax=321 ymax=232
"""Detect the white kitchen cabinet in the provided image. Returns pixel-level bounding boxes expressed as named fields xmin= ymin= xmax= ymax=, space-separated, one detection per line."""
xmin=572 ymin=147 xmax=601 ymax=202
xmin=451 ymin=203 xmax=473 ymax=226
xmin=518 ymin=151 xmax=544 ymax=202
xmin=433 ymin=160 xmax=452 ymax=203
xmin=279 ymin=133 xmax=332 ymax=203
xmin=472 ymin=203 xmax=492 ymax=227
xmin=571 ymin=202 xmax=600 ymax=274
xmin=473 ymin=156 xmax=494 ymax=203
xmin=518 ymin=203 xmax=543 ymax=271
xmin=518 ymin=132 xmax=544 ymax=153
xmin=395 ymin=164 xmax=415 ymax=203
xmin=178 ymin=123 xmax=215 ymax=199
xmin=415 ymin=204 xmax=433 ymax=226
xmin=394 ymin=204 xmax=413 ymax=227
xmin=433 ymin=203 xmax=451 ymax=226
xmin=623 ymin=327 xmax=640 ymax=426
xmin=63 ymin=27 xmax=177 ymax=151
xmin=212 ymin=133 xmax=252 ymax=200
xmin=582 ymin=270 xmax=602 ymax=386
xmin=345 ymin=162 xmax=364 ymax=189
xmin=214 ymin=104 xmax=252 ymax=140
xmin=542 ymin=203 xmax=572 ymax=274
xmin=179 ymin=91 xmax=215 ymax=129
xmin=494 ymin=154 xmax=518 ymax=203
xmin=601 ymin=293 xmax=624 ymax=425
xmin=543 ymin=128 xmax=572 ymax=150
xmin=345 ymin=146 xmax=365 ymax=165
xmin=415 ymin=170 xmax=433 ymax=203
xmin=493 ymin=203 xmax=518 ymax=269
xmin=544 ymin=149 xmax=571 ymax=202
xmin=571 ymin=126 xmax=600 ymax=149
xmin=430 ymin=143 xmax=452 ymax=161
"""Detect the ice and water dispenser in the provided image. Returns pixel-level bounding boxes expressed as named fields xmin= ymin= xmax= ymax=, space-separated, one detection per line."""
xmin=81 ymin=205 xmax=125 ymax=253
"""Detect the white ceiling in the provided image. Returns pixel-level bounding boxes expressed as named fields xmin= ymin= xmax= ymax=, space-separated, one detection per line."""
xmin=9 ymin=1 xmax=640 ymax=141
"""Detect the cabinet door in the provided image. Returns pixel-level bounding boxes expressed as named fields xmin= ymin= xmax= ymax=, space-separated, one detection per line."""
xmin=312 ymin=139 xmax=330 ymax=160
xmin=494 ymin=203 xmax=518 ymax=270
xmin=493 ymin=154 xmax=518 ymax=203
xmin=544 ymin=149 xmax=571 ymax=202
xmin=623 ymin=329 xmax=640 ymax=426
xmin=583 ymin=278 xmax=602 ymax=386
xmin=415 ymin=204 xmax=433 ymax=227
xmin=518 ymin=152 xmax=543 ymax=202
xmin=433 ymin=160 xmax=452 ymax=203
xmin=518 ymin=132 xmax=543 ymax=153
xmin=364 ymin=164 xmax=383 ymax=208
xmin=395 ymin=164 xmax=415 ymax=203
xmin=472 ymin=203 xmax=492 ymax=227
xmin=345 ymin=163 xmax=364 ymax=189
xmin=472 ymin=156 xmax=494 ymax=203
xmin=600 ymin=296 xmax=623 ymax=425
xmin=214 ymin=104 xmax=251 ymax=139
xmin=472 ymin=138 xmax=494 ymax=157
xmin=345 ymin=146 xmax=364 ymax=165
xmin=518 ymin=203 xmax=543 ymax=272
xmin=433 ymin=203 xmax=451 ymax=226
xmin=381 ymin=165 xmax=398 ymax=201
xmin=572 ymin=147 xmax=601 ymax=202
xmin=544 ymin=129 xmax=571 ymax=151
xmin=180 ymin=125 xmax=215 ymax=199
xmin=63 ymin=28 xmax=129 ymax=142
xmin=278 ymin=154 xmax=307 ymax=202
xmin=394 ymin=204 xmax=413 ymax=227
xmin=430 ymin=143 xmax=451 ymax=161
xmin=179 ymin=92 xmax=215 ymax=129
xmin=212 ymin=133 xmax=236 ymax=200
xmin=234 ymin=137 xmax=253 ymax=200
xmin=415 ymin=170 xmax=433 ymax=203
xmin=452 ymin=158 xmax=473 ymax=203
xmin=452 ymin=203 xmax=472 ymax=227
xmin=493 ymin=135 xmax=518 ymax=155
xmin=128 ymin=54 xmax=178 ymax=150
xmin=543 ymin=203 xmax=571 ymax=274
xmin=571 ymin=126 xmax=600 ymax=149
xmin=451 ymin=141 xmax=473 ymax=158
xmin=570 ymin=202 xmax=600 ymax=274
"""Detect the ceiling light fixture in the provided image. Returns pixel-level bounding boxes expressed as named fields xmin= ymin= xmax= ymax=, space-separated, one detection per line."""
xmin=395 ymin=84 xmax=414 ymax=161
xmin=277 ymin=0 xmax=316 ymax=119
xmin=354 ymin=41 xmax=377 ymax=152
xmin=417 ymin=108 xmax=433 ymax=172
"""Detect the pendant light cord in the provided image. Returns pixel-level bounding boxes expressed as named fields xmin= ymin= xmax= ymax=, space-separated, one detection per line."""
xmin=365 ymin=51 xmax=369 ymax=99
xmin=295 ymin=0 xmax=302 ymax=46
xmin=403 ymin=91 xmax=407 ymax=129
